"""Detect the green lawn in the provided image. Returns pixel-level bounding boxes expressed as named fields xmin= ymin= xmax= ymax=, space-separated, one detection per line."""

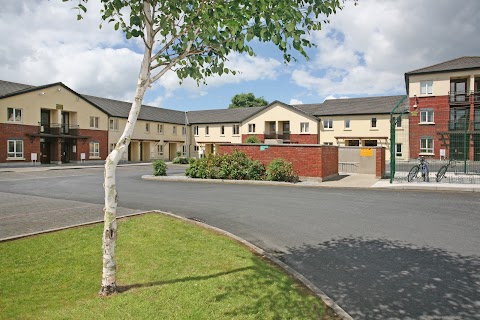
xmin=0 ymin=214 xmax=331 ymax=319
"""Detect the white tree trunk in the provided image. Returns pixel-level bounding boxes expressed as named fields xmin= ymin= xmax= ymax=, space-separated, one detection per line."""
xmin=99 ymin=6 xmax=153 ymax=293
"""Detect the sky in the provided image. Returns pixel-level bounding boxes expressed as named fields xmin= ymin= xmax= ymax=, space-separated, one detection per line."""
xmin=1 ymin=0 xmax=480 ymax=111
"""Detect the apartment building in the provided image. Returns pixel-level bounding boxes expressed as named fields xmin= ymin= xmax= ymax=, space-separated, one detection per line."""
xmin=405 ymin=56 xmax=480 ymax=161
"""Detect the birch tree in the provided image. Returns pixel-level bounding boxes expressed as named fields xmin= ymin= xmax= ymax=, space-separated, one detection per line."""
xmin=67 ymin=0 xmax=347 ymax=296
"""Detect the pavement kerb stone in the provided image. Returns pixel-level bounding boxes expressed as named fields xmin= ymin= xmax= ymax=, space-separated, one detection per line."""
xmin=0 ymin=162 xmax=152 ymax=173
xmin=156 ymin=210 xmax=354 ymax=320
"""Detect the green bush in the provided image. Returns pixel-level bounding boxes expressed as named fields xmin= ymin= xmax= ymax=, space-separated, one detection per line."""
xmin=172 ymin=157 xmax=190 ymax=164
xmin=186 ymin=151 xmax=265 ymax=180
xmin=245 ymin=135 xmax=260 ymax=143
xmin=152 ymin=159 xmax=167 ymax=176
xmin=176 ymin=151 xmax=182 ymax=157
xmin=266 ymin=158 xmax=298 ymax=182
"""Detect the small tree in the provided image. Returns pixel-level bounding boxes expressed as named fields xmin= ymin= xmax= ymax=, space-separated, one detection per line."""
xmin=245 ymin=135 xmax=261 ymax=143
xmin=229 ymin=93 xmax=268 ymax=109
xmin=67 ymin=0 xmax=345 ymax=296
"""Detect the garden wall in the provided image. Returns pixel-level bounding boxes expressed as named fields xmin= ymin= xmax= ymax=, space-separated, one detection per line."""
xmin=218 ymin=144 xmax=338 ymax=181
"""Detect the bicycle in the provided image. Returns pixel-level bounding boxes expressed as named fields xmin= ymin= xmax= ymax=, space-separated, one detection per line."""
xmin=407 ymin=157 xmax=429 ymax=182
xmin=436 ymin=159 xmax=457 ymax=182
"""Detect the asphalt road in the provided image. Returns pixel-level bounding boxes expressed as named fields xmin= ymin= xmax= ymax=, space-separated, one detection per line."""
xmin=1 ymin=166 xmax=479 ymax=319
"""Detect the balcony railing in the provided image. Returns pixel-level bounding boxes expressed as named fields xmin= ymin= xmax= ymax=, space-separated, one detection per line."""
xmin=38 ymin=123 xmax=80 ymax=136
xmin=449 ymin=90 xmax=480 ymax=105
xmin=263 ymin=131 xmax=291 ymax=140
xmin=448 ymin=120 xmax=480 ymax=131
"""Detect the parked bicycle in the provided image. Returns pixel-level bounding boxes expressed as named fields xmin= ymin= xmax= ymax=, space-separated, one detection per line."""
xmin=436 ymin=159 xmax=457 ymax=182
xmin=407 ymin=157 xmax=429 ymax=182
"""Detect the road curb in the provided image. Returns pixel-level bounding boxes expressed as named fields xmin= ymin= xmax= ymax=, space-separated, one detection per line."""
xmin=156 ymin=210 xmax=354 ymax=320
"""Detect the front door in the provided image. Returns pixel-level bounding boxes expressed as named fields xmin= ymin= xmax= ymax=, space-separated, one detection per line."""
xmin=40 ymin=140 xmax=50 ymax=164
xmin=61 ymin=140 xmax=71 ymax=163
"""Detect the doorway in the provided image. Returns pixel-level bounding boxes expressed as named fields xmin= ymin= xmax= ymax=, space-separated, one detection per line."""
xmin=61 ymin=139 xmax=72 ymax=163
xmin=40 ymin=140 xmax=51 ymax=164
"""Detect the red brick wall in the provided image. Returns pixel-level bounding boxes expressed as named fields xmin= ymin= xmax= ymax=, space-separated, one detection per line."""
xmin=290 ymin=134 xmax=318 ymax=144
xmin=77 ymin=129 xmax=109 ymax=161
xmin=0 ymin=123 xmax=40 ymax=163
xmin=409 ymin=96 xmax=450 ymax=159
xmin=376 ymin=147 xmax=386 ymax=178
xmin=218 ymin=144 xmax=338 ymax=179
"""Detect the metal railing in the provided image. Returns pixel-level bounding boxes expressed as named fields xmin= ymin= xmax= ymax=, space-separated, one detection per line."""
xmin=38 ymin=123 xmax=80 ymax=136
xmin=449 ymin=90 xmax=480 ymax=104
xmin=263 ymin=131 xmax=291 ymax=140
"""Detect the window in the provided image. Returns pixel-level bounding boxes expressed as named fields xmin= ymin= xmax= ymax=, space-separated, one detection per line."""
xmin=248 ymin=124 xmax=256 ymax=133
xmin=182 ymin=126 xmax=187 ymax=136
xmin=157 ymin=145 xmax=164 ymax=155
xmin=396 ymin=117 xmax=402 ymax=128
xmin=364 ymin=140 xmax=378 ymax=147
xmin=145 ymin=123 xmax=150 ymax=133
xmin=194 ymin=146 xmax=200 ymax=151
xmin=323 ymin=142 xmax=333 ymax=146
xmin=173 ymin=126 xmax=177 ymax=134
xmin=90 ymin=116 xmax=99 ymax=128
xmin=182 ymin=145 xmax=187 ymax=156
xmin=7 ymin=108 xmax=22 ymax=122
xmin=109 ymin=143 xmax=116 ymax=153
xmin=323 ymin=119 xmax=333 ymax=129
xmin=221 ymin=125 xmax=225 ymax=135
xmin=420 ymin=137 xmax=434 ymax=154
xmin=346 ymin=140 xmax=359 ymax=146
xmin=89 ymin=142 xmax=100 ymax=158
xmin=300 ymin=122 xmax=309 ymax=133
xmin=420 ymin=80 xmax=433 ymax=95
xmin=109 ymin=119 xmax=118 ymax=130
xmin=371 ymin=117 xmax=377 ymax=128
xmin=194 ymin=126 xmax=199 ymax=135
xmin=157 ymin=124 xmax=164 ymax=134
xmin=420 ymin=109 xmax=434 ymax=123
xmin=344 ymin=119 xmax=350 ymax=129
xmin=396 ymin=143 xmax=402 ymax=157
xmin=7 ymin=140 xmax=23 ymax=158
xmin=205 ymin=126 xmax=209 ymax=135
xmin=233 ymin=124 xmax=240 ymax=135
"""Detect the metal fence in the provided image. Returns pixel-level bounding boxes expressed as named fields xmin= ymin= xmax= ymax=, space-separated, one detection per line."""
xmin=390 ymin=99 xmax=480 ymax=184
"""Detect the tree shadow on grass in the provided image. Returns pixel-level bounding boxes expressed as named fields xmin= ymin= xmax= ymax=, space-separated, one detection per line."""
xmin=280 ymin=237 xmax=480 ymax=319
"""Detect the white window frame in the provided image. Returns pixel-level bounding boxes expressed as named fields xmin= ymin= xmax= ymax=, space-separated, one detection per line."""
xmin=420 ymin=80 xmax=433 ymax=95
xmin=89 ymin=142 xmax=100 ymax=158
xmin=205 ymin=126 xmax=210 ymax=136
xmin=323 ymin=119 xmax=333 ymax=129
xmin=221 ymin=125 xmax=225 ymax=136
xmin=194 ymin=126 xmax=199 ymax=135
xmin=395 ymin=143 xmax=402 ymax=157
xmin=173 ymin=126 xmax=177 ymax=135
xmin=182 ymin=126 xmax=187 ymax=136
xmin=90 ymin=116 xmax=99 ymax=129
xmin=396 ymin=117 xmax=402 ymax=128
xmin=420 ymin=109 xmax=434 ymax=124
xmin=182 ymin=145 xmax=187 ymax=156
xmin=157 ymin=124 xmax=164 ymax=134
xmin=109 ymin=119 xmax=118 ymax=130
xmin=420 ymin=137 xmax=434 ymax=154
xmin=371 ymin=117 xmax=377 ymax=128
xmin=157 ymin=144 xmax=164 ymax=156
xmin=7 ymin=108 xmax=22 ymax=123
xmin=323 ymin=142 xmax=333 ymax=146
xmin=344 ymin=119 xmax=350 ymax=129
xmin=248 ymin=123 xmax=256 ymax=133
xmin=145 ymin=123 xmax=150 ymax=133
xmin=194 ymin=145 xmax=200 ymax=152
xmin=233 ymin=124 xmax=240 ymax=135
xmin=109 ymin=143 xmax=116 ymax=153
xmin=300 ymin=122 xmax=309 ymax=133
xmin=7 ymin=139 xmax=24 ymax=159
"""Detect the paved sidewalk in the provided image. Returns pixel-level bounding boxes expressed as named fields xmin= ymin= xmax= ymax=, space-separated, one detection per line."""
xmin=0 ymin=162 xmax=152 ymax=173
xmin=0 ymin=192 xmax=141 ymax=241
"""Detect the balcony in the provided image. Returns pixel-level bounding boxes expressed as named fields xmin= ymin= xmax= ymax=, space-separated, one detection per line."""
xmin=263 ymin=131 xmax=291 ymax=140
xmin=448 ymin=90 xmax=480 ymax=105
xmin=448 ymin=120 xmax=480 ymax=132
xmin=38 ymin=123 xmax=80 ymax=136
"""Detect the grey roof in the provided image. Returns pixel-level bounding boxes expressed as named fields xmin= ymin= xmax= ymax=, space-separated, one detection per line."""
xmin=406 ymin=56 xmax=480 ymax=75
xmin=82 ymin=95 xmax=186 ymax=124
xmin=0 ymin=80 xmax=34 ymax=96
xmin=295 ymin=95 xmax=408 ymax=116
xmin=187 ymin=106 xmax=266 ymax=124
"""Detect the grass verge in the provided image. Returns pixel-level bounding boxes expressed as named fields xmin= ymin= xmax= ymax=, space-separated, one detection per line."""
xmin=0 ymin=213 xmax=332 ymax=319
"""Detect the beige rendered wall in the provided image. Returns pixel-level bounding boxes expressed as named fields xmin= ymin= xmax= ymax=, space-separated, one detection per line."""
xmin=408 ymin=69 xmax=480 ymax=97
xmin=240 ymin=103 xmax=318 ymax=135
xmin=189 ymin=123 xmax=242 ymax=157
xmin=319 ymin=114 xmax=403 ymax=161
xmin=0 ymin=85 xmax=108 ymax=129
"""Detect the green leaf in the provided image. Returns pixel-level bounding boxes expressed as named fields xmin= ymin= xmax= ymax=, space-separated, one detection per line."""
xmin=114 ymin=22 xmax=119 ymax=31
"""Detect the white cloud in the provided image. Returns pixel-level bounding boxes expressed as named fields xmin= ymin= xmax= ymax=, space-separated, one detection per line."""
xmin=289 ymin=98 xmax=303 ymax=105
xmin=291 ymin=0 xmax=480 ymax=99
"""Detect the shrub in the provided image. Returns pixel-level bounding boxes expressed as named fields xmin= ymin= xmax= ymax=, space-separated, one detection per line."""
xmin=186 ymin=151 xmax=265 ymax=180
xmin=245 ymin=135 xmax=260 ymax=144
xmin=152 ymin=159 xmax=167 ymax=176
xmin=266 ymin=158 xmax=298 ymax=182
xmin=172 ymin=157 xmax=190 ymax=164
xmin=176 ymin=151 xmax=182 ymax=157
